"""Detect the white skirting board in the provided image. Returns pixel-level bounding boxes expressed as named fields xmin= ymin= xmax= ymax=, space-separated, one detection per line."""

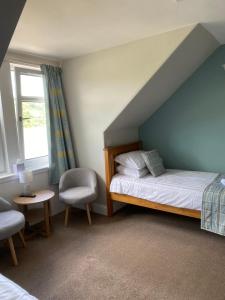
xmin=73 ymin=202 xmax=108 ymax=216
xmin=71 ymin=201 xmax=125 ymax=216
xmin=24 ymin=201 xmax=125 ymax=226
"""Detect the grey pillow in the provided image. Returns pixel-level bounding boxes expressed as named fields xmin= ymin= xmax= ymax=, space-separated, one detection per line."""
xmin=142 ymin=150 xmax=166 ymax=177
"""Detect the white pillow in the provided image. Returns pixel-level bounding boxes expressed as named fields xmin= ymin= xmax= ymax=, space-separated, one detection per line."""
xmin=117 ymin=165 xmax=149 ymax=178
xmin=115 ymin=151 xmax=146 ymax=170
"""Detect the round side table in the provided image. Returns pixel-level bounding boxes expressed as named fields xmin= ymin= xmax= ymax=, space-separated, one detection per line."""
xmin=13 ymin=190 xmax=55 ymax=238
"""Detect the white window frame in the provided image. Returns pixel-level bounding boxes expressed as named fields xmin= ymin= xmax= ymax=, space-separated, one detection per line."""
xmin=0 ymin=93 xmax=7 ymax=174
xmin=14 ymin=66 xmax=49 ymax=169
xmin=0 ymin=55 xmax=58 ymax=179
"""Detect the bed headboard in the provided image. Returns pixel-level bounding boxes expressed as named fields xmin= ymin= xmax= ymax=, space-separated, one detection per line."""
xmin=104 ymin=141 xmax=142 ymax=192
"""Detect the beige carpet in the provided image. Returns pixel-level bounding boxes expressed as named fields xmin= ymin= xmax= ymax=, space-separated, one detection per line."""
xmin=1 ymin=206 xmax=225 ymax=300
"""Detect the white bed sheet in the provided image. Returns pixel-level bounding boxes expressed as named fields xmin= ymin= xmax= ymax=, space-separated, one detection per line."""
xmin=0 ymin=274 xmax=37 ymax=300
xmin=110 ymin=169 xmax=218 ymax=211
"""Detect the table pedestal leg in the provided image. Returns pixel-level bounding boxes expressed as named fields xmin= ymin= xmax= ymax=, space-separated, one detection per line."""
xmin=22 ymin=205 xmax=36 ymax=240
xmin=23 ymin=205 xmax=29 ymax=231
xmin=44 ymin=201 xmax=51 ymax=237
xmin=48 ymin=200 xmax=53 ymax=227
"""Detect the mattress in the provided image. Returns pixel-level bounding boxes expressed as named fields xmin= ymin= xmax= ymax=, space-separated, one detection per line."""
xmin=110 ymin=169 xmax=218 ymax=211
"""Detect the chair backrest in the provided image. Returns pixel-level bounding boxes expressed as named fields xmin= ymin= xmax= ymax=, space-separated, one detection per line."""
xmin=59 ymin=168 xmax=97 ymax=194
xmin=0 ymin=197 xmax=13 ymax=212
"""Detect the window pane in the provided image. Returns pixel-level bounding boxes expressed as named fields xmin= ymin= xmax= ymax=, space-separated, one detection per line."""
xmin=20 ymin=74 xmax=44 ymax=98
xmin=22 ymin=101 xmax=48 ymax=159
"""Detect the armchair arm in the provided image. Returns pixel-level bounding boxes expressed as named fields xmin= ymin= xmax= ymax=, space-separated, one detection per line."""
xmin=89 ymin=170 xmax=98 ymax=196
xmin=59 ymin=170 xmax=71 ymax=193
xmin=0 ymin=197 xmax=13 ymax=212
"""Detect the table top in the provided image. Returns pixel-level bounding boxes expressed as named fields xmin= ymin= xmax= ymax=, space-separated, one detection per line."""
xmin=13 ymin=190 xmax=55 ymax=205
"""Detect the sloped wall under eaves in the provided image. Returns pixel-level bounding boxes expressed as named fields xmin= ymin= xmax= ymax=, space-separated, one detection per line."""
xmin=63 ymin=24 xmax=218 ymax=208
xmin=104 ymin=24 xmax=219 ymax=147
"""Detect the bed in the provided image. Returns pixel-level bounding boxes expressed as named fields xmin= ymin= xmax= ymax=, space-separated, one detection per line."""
xmin=104 ymin=142 xmax=218 ymax=219
xmin=0 ymin=274 xmax=37 ymax=300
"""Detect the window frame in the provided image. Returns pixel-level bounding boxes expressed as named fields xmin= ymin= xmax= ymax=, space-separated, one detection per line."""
xmin=13 ymin=66 xmax=49 ymax=169
xmin=0 ymin=94 xmax=7 ymax=174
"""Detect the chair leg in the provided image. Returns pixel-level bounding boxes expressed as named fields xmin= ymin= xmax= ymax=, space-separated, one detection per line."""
xmin=8 ymin=237 xmax=18 ymax=266
xmin=65 ymin=206 xmax=70 ymax=227
xmin=18 ymin=230 xmax=26 ymax=248
xmin=86 ymin=203 xmax=92 ymax=225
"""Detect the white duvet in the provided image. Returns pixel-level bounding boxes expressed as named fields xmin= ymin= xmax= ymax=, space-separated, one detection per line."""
xmin=0 ymin=274 xmax=37 ymax=300
xmin=110 ymin=169 xmax=218 ymax=211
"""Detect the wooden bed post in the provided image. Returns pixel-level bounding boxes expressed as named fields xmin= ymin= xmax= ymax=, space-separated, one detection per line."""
xmin=104 ymin=142 xmax=142 ymax=217
xmin=104 ymin=147 xmax=114 ymax=216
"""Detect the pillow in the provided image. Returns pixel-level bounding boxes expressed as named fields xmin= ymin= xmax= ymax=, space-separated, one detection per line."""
xmin=115 ymin=151 xmax=146 ymax=170
xmin=117 ymin=165 xmax=149 ymax=178
xmin=142 ymin=150 xmax=166 ymax=177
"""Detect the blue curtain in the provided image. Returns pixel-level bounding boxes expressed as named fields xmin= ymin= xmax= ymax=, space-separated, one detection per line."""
xmin=41 ymin=65 xmax=75 ymax=184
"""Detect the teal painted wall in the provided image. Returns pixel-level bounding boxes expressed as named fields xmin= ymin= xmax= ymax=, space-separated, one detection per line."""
xmin=139 ymin=45 xmax=225 ymax=173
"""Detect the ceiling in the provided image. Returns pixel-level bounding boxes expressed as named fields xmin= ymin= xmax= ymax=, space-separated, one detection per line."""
xmin=9 ymin=0 xmax=225 ymax=60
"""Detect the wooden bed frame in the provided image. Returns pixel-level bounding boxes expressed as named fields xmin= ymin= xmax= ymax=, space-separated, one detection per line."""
xmin=104 ymin=142 xmax=201 ymax=219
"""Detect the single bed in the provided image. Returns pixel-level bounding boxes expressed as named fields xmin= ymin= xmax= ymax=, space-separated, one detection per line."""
xmin=0 ymin=274 xmax=37 ymax=300
xmin=104 ymin=142 xmax=218 ymax=219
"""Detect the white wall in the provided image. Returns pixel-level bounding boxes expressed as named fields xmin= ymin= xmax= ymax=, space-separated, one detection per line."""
xmin=62 ymin=25 xmax=195 ymax=209
xmin=106 ymin=24 xmax=219 ymax=132
xmin=0 ymin=170 xmax=63 ymax=216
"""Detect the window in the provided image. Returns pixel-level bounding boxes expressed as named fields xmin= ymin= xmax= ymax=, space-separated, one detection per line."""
xmin=13 ymin=67 xmax=48 ymax=168
xmin=0 ymin=61 xmax=49 ymax=175
xmin=0 ymin=98 xmax=6 ymax=173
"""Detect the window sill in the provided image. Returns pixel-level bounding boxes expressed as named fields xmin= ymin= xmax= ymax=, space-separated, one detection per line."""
xmin=0 ymin=165 xmax=49 ymax=184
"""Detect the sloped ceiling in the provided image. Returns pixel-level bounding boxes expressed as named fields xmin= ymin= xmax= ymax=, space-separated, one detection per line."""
xmin=63 ymin=25 xmax=194 ymax=179
xmin=0 ymin=0 xmax=26 ymax=67
xmin=105 ymin=24 xmax=219 ymax=139
xmin=9 ymin=0 xmax=225 ymax=59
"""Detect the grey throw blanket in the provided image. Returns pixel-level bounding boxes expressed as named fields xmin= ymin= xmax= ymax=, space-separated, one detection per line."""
xmin=201 ymin=174 xmax=225 ymax=235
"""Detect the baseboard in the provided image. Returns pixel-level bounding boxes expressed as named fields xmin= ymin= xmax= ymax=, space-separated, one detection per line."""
xmin=93 ymin=201 xmax=126 ymax=216
xmin=72 ymin=202 xmax=108 ymax=216
xmin=92 ymin=203 xmax=108 ymax=216
xmin=53 ymin=201 xmax=126 ymax=217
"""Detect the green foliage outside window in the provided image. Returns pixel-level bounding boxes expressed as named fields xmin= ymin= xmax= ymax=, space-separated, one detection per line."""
xmin=22 ymin=102 xmax=46 ymax=128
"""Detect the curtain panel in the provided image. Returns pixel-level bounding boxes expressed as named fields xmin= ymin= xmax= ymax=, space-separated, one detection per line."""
xmin=41 ymin=64 xmax=75 ymax=184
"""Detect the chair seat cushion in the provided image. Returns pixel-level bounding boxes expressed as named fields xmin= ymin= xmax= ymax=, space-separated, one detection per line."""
xmin=0 ymin=210 xmax=25 ymax=240
xmin=59 ymin=187 xmax=96 ymax=206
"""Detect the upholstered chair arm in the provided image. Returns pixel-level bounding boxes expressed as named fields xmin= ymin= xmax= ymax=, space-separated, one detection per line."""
xmin=88 ymin=170 xmax=98 ymax=196
xmin=59 ymin=170 xmax=73 ymax=193
xmin=0 ymin=197 xmax=13 ymax=212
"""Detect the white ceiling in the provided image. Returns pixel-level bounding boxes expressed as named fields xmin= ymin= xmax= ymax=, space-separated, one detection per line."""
xmin=9 ymin=0 xmax=225 ymax=59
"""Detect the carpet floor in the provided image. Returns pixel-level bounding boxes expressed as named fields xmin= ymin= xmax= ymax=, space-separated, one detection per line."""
xmin=1 ymin=206 xmax=225 ymax=300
